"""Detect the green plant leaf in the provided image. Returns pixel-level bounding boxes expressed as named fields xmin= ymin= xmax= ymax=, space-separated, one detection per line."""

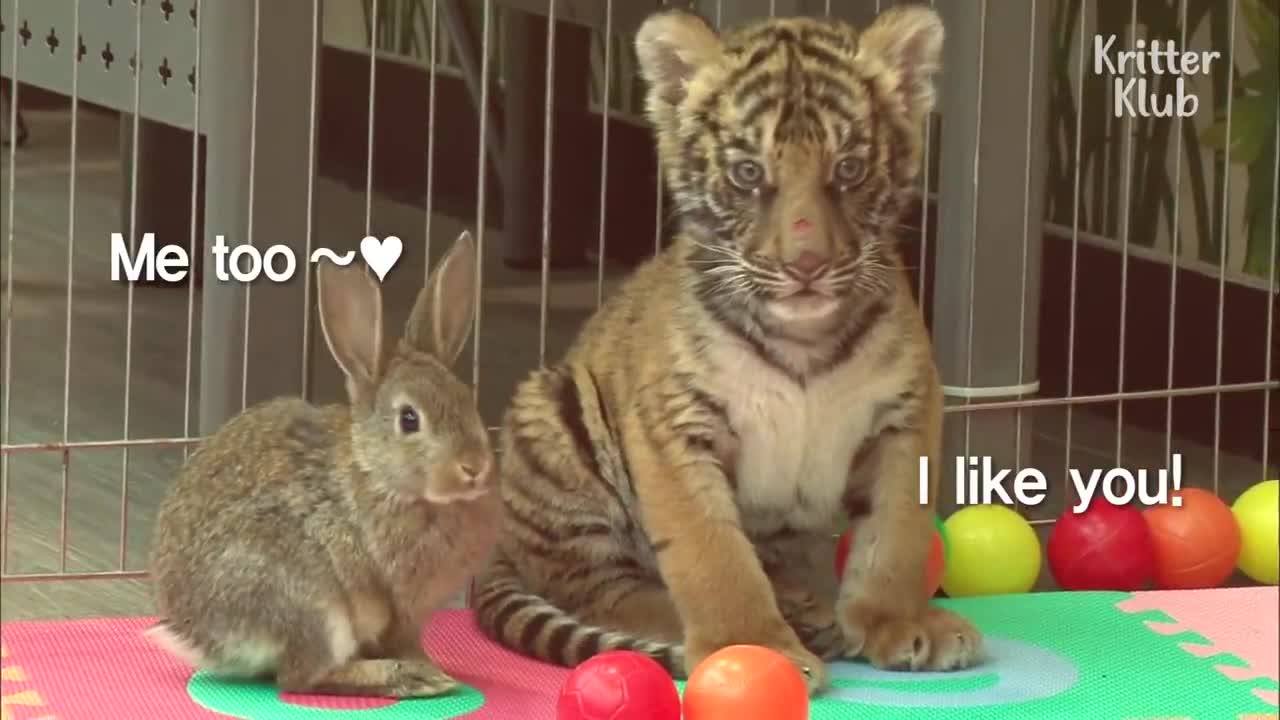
xmin=1240 ymin=0 xmax=1279 ymax=57
xmin=1239 ymin=68 xmax=1270 ymax=92
xmin=1220 ymin=98 xmax=1271 ymax=163
xmin=1201 ymin=119 xmax=1230 ymax=149
xmin=1240 ymin=123 xmax=1279 ymax=279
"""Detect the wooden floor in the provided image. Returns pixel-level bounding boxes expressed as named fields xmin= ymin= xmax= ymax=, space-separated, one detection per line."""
xmin=2 ymin=107 xmax=1273 ymax=622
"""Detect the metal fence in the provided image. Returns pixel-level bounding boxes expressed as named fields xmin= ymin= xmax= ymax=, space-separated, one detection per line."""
xmin=1 ymin=0 xmax=1276 ymax=601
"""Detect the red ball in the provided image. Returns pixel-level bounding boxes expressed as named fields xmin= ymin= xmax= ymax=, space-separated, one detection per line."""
xmin=556 ymin=651 xmax=681 ymax=720
xmin=1047 ymin=498 xmax=1155 ymax=590
xmin=836 ymin=527 xmax=945 ymax=597
xmin=1143 ymin=488 xmax=1242 ymax=589
xmin=835 ymin=531 xmax=853 ymax=576
xmin=683 ymin=645 xmax=809 ymax=720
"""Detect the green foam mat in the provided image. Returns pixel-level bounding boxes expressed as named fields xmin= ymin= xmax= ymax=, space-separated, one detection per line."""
xmin=1 ymin=588 xmax=1275 ymax=718
xmin=728 ymin=589 xmax=1276 ymax=719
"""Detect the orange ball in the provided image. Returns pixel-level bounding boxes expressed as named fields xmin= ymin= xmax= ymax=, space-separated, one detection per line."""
xmin=835 ymin=527 xmax=946 ymax=597
xmin=682 ymin=645 xmax=809 ymax=720
xmin=1143 ymin=487 xmax=1242 ymax=589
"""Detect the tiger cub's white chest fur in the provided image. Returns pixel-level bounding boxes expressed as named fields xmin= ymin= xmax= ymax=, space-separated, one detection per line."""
xmin=704 ymin=328 xmax=912 ymax=536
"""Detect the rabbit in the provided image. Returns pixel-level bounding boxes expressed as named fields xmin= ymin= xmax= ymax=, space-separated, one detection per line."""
xmin=145 ymin=229 xmax=501 ymax=699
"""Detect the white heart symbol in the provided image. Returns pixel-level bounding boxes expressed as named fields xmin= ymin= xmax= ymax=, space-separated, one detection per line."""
xmin=359 ymin=235 xmax=402 ymax=282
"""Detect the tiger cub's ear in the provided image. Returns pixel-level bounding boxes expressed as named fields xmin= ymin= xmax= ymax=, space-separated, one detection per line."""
xmin=857 ymin=4 xmax=945 ymax=123
xmin=635 ymin=8 xmax=722 ymax=133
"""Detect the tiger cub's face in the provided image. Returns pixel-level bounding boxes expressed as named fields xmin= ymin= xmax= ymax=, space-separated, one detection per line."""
xmin=635 ymin=8 xmax=943 ymax=333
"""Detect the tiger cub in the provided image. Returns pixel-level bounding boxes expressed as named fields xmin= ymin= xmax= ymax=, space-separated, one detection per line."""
xmin=470 ymin=5 xmax=983 ymax=692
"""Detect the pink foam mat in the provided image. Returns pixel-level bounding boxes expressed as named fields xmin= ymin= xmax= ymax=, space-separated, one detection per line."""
xmin=1 ymin=610 xmax=571 ymax=720
xmin=1117 ymin=586 xmax=1280 ymax=707
xmin=1 ymin=588 xmax=1277 ymax=719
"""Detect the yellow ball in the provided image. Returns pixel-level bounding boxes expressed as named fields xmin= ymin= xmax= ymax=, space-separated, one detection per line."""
xmin=1231 ymin=480 xmax=1278 ymax=585
xmin=941 ymin=504 xmax=1041 ymax=597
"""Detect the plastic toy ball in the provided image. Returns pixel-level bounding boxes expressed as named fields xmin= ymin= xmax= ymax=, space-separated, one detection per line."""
xmin=556 ymin=651 xmax=681 ymax=720
xmin=940 ymin=504 xmax=1042 ymax=597
xmin=1143 ymin=487 xmax=1242 ymax=590
xmin=1047 ymin=498 xmax=1155 ymax=591
xmin=682 ymin=645 xmax=809 ymax=720
xmin=1231 ymin=479 xmax=1278 ymax=585
xmin=836 ymin=515 xmax=947 ymax=597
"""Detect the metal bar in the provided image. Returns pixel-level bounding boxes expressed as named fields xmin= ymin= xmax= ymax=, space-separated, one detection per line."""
xmin=596 ymin=0 xmax=613 ymax=307
xmin=0 ymin=0 xmax=22 ymax=577
xmin=917 ymin=0 xmax=936 ymax=306
xmin=1038 ymin=220 xmax=1274 ymax=290
xmin=538 ymin=0 xmax=557 ymax=365
xmin=241 ymin=0 xmax=263 ymax=412
xmin=2 ymin=380 xmax=1269 ymax=456
xmin=1263 ymin=103 xmax=1280 ymax=480
xmin=424 ymin=0 xmax=440 ymax=284
xmin=1013 ymin=0 xmax=1037 ymax=474
xmin=1165 ymin=0 xmax=1190 ymax=466
xmin=365 ymin=0 xmax=380 ymax=237
xmin=1114 ymin=0 xmax=1139 ymax=465
xmin=960 ymin=0 xmax=989 ymax=458
xmin=183 ymin=0 xmax=205 ymax=448
xmin=472 ymin=0 xmax=494 ymax=393
xmin=59 ymin=449 xmax=70 ymax=573
xmin=1063 ymin=0 xmax=1088 ymax=498
xmin=2 ymin=376 xmax=1275 ymax=457
xmin=119 ymin=0 xmax=147 ymax=573
xmin=1 ymin=570 xmax=150 ymax=583
xmin=3 ymin=437 xmax=203 ymax=455
xmin=938 ymin=382 xmax=1280 ymax=414
xmin=60 ymin=0 xmax=84 ymax=575
xmin=1212 ymin=0 xmax=1240 ymax=494
xmin=301 ymin=0 xmax=320 ymax=399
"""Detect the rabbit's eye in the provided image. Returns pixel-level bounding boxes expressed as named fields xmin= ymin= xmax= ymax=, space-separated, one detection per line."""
xmin=398 ymin=406 xmax=420 ymax=434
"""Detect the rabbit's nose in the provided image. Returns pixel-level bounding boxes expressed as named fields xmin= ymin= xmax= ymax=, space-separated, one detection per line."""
xmin=458 ymin=458 xmax=491 ymax=485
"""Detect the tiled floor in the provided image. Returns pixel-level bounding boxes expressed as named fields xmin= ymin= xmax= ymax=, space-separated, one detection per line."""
xmin=1 ymin=107 xmax=1274 ymax=622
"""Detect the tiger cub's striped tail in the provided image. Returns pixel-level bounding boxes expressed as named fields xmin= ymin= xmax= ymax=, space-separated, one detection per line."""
xmin=469 ymin=555 xmax=685 ymax=675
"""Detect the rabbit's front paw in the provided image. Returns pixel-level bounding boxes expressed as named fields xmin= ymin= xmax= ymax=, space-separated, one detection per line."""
xmin=391 ymin=660 xmax=461 ymax=697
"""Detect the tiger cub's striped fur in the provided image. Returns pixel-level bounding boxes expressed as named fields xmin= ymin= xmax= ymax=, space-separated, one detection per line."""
xmin=470 ymin=5 xmax=984 ymax=692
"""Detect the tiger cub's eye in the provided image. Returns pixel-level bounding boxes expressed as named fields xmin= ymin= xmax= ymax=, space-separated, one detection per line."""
xmin=835 ymin=157 xmax=865 ymax=185
xmin=729 ymin=159 xmax=766 ymax=191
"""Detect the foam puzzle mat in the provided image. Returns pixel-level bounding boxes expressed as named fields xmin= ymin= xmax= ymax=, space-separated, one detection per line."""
xmin=2 ymin=587 xmax=1276 ymax=719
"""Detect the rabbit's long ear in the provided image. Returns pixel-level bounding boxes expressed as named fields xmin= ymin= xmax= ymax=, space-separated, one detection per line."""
xmin=318 ymin=261 xmax=384 ymax=403
xmin=403 ymin=230 xmax=477 ymax=365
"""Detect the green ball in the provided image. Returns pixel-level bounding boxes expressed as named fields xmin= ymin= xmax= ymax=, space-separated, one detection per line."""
xmin=1232 ymin=479 xmax=1278 ymax=585
xmin=941 ymin=504 xmax=1041 ymax=597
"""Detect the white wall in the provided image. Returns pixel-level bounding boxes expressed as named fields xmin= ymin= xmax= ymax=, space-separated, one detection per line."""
xmin=323 ymin=0 xmax=373 ymax=52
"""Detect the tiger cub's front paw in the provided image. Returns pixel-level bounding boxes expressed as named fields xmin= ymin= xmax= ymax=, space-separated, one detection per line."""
xmin=840 ymin=602 xmax=984 ymax=672
xmin=776 ymin=587 xmax=848 ymax=661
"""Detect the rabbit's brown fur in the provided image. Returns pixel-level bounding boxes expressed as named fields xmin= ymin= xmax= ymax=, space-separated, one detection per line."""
xmin=147 ymin=231 xmax=499 ymax=698
xmin=469 ymin=6 xmax=983 ymax=694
